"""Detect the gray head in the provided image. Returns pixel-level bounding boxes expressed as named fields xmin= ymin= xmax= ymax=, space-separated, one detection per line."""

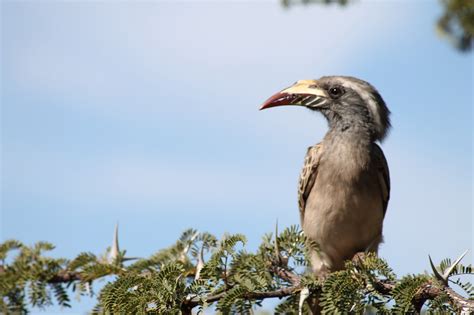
xmin=260 ymin=76 xmax=391 ymax=142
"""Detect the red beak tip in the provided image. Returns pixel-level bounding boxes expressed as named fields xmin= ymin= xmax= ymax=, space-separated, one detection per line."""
xmin=260 ymin=92 xmax=287 ymax=111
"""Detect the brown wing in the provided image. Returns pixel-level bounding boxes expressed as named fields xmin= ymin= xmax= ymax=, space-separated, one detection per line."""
xmin=373 ymin=143 xmax=390 ymax=216
xmin=298 ymin=143 xmax=323 ymax=224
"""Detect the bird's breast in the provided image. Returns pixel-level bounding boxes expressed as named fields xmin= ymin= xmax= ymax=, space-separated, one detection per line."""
xmin=302 ymin=146 xmax=384 ymax=265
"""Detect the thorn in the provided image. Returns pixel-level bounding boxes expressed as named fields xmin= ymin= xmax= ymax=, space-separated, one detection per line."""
xmin=181 ymin=231 xmax=199 ymax=261
xmin=429 ymin=250 xmax=469 ymax=285
xmin=108 ymin=222 xmax=120 ymax=264
xmin=85 ymin=281 xmax=92 ymax=296
xmin=195 ymin=245 xmax=205 ymax=280
xmin=298 ymin=287 xmax=310 ymax=315
xmin=445 ymin=250 xmax=469 ymax=279
xmin=429 ymin=255 xmax=447 ymax=284
xmin=349 ymin=303 xmax=357 ymax=312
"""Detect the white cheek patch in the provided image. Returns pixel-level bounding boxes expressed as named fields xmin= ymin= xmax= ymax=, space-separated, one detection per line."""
xmin=340 ymin=80 xmax=383 ymax=135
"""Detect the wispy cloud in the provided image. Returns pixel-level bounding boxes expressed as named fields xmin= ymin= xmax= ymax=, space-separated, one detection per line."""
xmin=4 ymin=1 xmax=417 ymax=120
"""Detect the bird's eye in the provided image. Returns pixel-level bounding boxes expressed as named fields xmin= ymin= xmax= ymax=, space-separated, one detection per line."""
xmin=328 ymin=86 xmax=344 ymax=98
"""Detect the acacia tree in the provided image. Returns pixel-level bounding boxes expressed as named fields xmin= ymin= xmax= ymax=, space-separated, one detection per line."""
xmin=1 ymin=225 xmax=473 ymax=314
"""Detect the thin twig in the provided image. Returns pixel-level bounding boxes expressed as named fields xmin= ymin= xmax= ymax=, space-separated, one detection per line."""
xmin=185 ymin=286 xmax=299 ymax=308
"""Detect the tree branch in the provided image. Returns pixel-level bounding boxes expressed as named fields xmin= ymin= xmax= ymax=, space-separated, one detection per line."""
xmin=184 ymin=285 xmax=299 ymax=309
xmin=40 ymin=253 xmax=474 ymax=314
xmin=270 ymin=265 xmax=301 ymax=286
xmin=353 ymin=253 xmax=474 ymax=314
xmin=47 ymin=270 xmax=82 ymax=283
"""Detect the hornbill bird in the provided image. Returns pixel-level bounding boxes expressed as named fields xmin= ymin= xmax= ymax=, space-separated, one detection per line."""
xmin=260 ymin=76 xmax=390 ymax=278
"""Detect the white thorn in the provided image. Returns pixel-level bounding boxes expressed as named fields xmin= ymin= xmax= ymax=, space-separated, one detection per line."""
xmin=195 ymin=245 xmax=205 ymax=280
xmin=298 ymin=287 xmax=310 ymax=315
xmin=429 ymin=255 xmax=447 ymax=284
xmin=85 ymin=282 xmax=92 ymax=296
xmin=109 ymin=223 xmax=120 ymax=264
xmin=444 ymin=250 xmax=469 ymax=279
xmin=429 ymin=250 xmax=469 ymax=285
xmin=349 ymin=303 xmax=357 ymax=312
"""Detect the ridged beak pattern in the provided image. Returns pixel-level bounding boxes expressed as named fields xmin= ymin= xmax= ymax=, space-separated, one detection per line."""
xmin=260 ymin=80 xmax=328 ymax=110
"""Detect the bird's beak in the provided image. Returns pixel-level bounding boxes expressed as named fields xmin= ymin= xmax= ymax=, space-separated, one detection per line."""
xmin=260 ymin=80 xmax=328 ymax=110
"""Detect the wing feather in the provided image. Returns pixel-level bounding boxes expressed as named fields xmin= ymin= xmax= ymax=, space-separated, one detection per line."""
xmin=373 ymin=143 xmax=390 ymax=216
xmin=298 ymin=144 xmax=323 ymax=224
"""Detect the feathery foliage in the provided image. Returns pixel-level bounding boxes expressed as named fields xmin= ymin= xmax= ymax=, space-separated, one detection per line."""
xmin=1 ymin=227 xmax=473 ymax=314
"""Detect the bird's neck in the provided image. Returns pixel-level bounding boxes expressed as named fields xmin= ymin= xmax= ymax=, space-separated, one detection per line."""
xmin=322 ymin=119 xmax=373 ymax=169
xmin=325 ymin=124 xmax=372 ymax=144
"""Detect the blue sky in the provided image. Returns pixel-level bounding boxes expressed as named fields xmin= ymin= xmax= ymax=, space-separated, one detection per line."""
xmin=1 ymin=1 xmax=472 ymax=313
